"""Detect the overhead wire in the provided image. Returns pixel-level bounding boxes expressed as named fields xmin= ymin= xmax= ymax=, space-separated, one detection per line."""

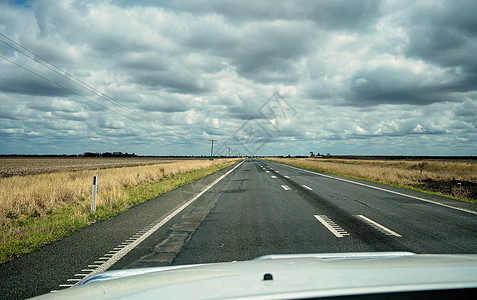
xmin=0 ymin=53 xmax=137 ymax=122
xmin=0 ymin=32 xmax=155 ymax=123
xmin=0 ymin=32 xmax=181 ymax=139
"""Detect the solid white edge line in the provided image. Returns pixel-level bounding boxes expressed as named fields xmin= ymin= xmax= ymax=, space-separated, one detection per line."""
xmin=355 ymin=215 xmax=402 ymax=237
xmin=282 ymin=164 xmax=477 ymax=216
xmin=75 ymin=160 xmax=245 ymax=283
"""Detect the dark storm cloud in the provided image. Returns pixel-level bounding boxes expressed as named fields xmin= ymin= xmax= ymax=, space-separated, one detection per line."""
xmin=133 ymin=70 xmax=212 ymax=94
xmin=404 ymin=1 xmax=477 ymax=67
xmin=173 ymin=0 xmax=381 ymax=30
xmin=0 ymin=0 xmax=476 ymax=155
xmin=225 ymin=99 xmax=266 ymax=121
xmin=402 ymin=1 xmax=477 ymax=91
xmin=348 ymin=66 xmax=449 ymax=106
xmin=0 ymin=70 xmax=74 ymax=96
xmin=0 ymin=108 xmax=19 ymax=120
xmin=138 ymin=96 xmax=190 ymax=113
xmin=172 ymin=12 xmax=317 ymax=84
xmin=27 ymin=99 xmax=79 ymax=112
xmin=227 ymin=20 xmax=317 ymax=82
xmin=311 ymin=1 xmax=477 ymax=108
xmin=118 ymin=53 xmax=169 ymax=72
xmin=454 ymin=98 xmax=477 ymax=117
xmin=172 ymin=0 xmax=378 ymax=84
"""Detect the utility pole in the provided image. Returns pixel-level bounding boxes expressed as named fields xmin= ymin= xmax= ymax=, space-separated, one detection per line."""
xmin=227 ymin=147 xmax=231 ymax=157
xmin=208 ymin=139 xmax=217 ymax=158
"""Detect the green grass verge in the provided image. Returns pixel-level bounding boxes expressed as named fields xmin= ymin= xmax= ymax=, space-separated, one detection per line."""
xmin=266 ymin=158 xmax=477 ymax=204
xmin=0 ymin=161 xmax=236 ymax=264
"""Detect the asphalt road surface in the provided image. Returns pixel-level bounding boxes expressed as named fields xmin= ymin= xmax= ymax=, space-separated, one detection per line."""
xmin=1 ymin=158 xmax=476 ymax=299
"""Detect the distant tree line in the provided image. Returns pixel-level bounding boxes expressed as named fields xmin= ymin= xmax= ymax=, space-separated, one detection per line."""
xmin=82 ymin=152 xmax=137 ymax=157
xmin=309 ymin=152 xmax=330 ymax=158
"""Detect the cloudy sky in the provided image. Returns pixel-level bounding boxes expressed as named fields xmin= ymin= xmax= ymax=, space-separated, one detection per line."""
xmin=0 ymin=0 xmax=476 ymax=156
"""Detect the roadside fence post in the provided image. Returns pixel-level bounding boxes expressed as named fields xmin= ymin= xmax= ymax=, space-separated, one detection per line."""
xmin=91 ymin=174 xmax=98 ymax=213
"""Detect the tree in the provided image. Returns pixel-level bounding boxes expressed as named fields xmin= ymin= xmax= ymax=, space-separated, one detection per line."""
xmin=83 ymin=152 xmax=100 ymax=157
xmin=310 ymin=151 xmax=315 ymax=158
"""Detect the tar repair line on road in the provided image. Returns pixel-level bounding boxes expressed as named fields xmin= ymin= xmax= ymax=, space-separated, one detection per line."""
xmin=56 ymin=160 xmax=245 ymax=290
xmin=278 ymin=163 xmax=477 ymax=216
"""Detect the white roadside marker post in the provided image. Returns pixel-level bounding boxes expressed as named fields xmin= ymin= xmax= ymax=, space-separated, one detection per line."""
xmin=91 ymin=174 xmax=98 ymax=213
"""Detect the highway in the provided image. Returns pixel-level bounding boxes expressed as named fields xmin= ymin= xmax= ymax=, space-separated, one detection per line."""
xmin=1 ymin=158 xmax=476 ymax=299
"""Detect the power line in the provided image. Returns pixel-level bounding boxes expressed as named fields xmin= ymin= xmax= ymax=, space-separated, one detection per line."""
xmin=208 ymin=139 xmax=217 ymax=158
xmin=0 ymin=32 xmax=154 ymax=123
xmin=0 ymin=54 xmax=138 ymax=122
xmin=0 ymin=32 xmax=181 ymax=139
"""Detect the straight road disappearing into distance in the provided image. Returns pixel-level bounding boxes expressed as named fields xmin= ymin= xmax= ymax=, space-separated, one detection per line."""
xmin=2 ymin=158 xmax=477 ymax=299
xmin=167 ymin=158 xmax=477 ymax=264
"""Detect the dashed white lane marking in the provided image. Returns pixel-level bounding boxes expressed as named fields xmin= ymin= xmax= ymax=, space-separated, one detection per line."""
xmin=284 ymin=176 xmax=290 ymax=178
xmin=314 ymin=215 xmax=350 ymax=238
xmin=282 ymin=164 xmax=477 ymax=216
xmin=271 ymin=175 xmax=277 ymax=178
xmin=275 ymin=171 xmax=279 ymax=173
xmin=301 ymin=185 xmax=313 ymax=190
xmin=281 ymin=185 xmax=292 ymax=191
xmin=58 ymin=160 xmax=245 ymax=289
xmin=355 ymin=215 xmax=402 ymax=237
xmin=266 ymin=171 xmax=270 ymax=173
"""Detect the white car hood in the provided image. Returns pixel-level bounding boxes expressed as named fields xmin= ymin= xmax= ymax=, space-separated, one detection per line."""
xmin=31 ymin=252 xmax=477 ymax=299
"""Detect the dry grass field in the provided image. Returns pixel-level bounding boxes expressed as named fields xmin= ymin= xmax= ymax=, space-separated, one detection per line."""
xmin=0 ymin=157 xmax=181 ymax=177
xmin=0 ymin=158 xmax=239 ymax=263
xmin=267 ymin=158 xmax=477 ymax=202
xmin=0 ymin=158 xmax=235 ymax=225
